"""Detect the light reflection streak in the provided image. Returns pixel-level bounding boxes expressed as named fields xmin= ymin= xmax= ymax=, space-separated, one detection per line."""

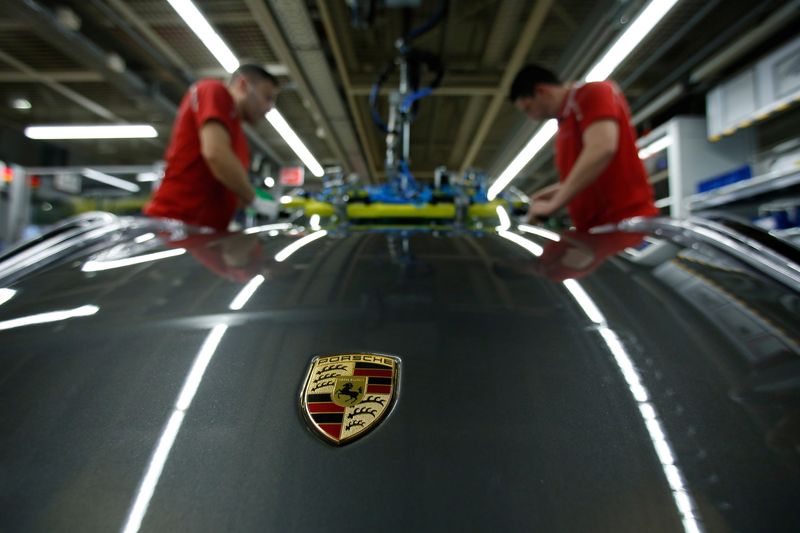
xmin=121 ymin=410 xmax=184 ymax=533
xmin=0 ymin=288 xmax=16 ymax=306
xmin=228 ymin=275 xmax=265 ymax=310
xmin=82 ymin=248 xmax=186 ymax=272
xmin=562 ymin=279 xmax=604 ymax=324
xmin=134 ymin=233 xmax=156 ymax=244
xmin=497 ymin=230 xmax=543 ymax=257
xmin=518 ymin=224 xmax=561 ymax=242
xmin=0 ymin=304 xmax=98 ymax=331
xmin=495 ymin=206 xmax=511 ymax=231
xmin=563 ymin=279 xmax=703 ymax=532
xmin=121 ymin=324 xmax=228 ymax=533
xmin=274 ymin=230 xmax=327 ymax=262
xmin=243 ymin=222 xmax=292 ymax=235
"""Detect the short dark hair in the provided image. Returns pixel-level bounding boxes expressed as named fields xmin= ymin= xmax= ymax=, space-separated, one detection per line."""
xmin=231 ymin=64 xmax=279 ymax=86
xmin=508 ymin=64 xmax=561 ymax=102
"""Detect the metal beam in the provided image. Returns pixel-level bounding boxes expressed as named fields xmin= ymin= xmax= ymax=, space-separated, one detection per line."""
xmin=119 ymin=11 xmax=257 ymax=27
xmin=630 ymin=0 xmax=787 ymax=114
xmin=243 ymin=0 xmax=361 ymax=175
xmin=485 ymin=0 xmax=628 ymax=189
xmin=10 ymin=0 xmax=176 ymax=118
xmin=458 ymin=0 xmax=554 ymax=175
xmin=425 ymin=9 xmax=451 ymax=165
xmin=0 ymin=49 xmax=121 ymax=122
xmin=689 ymin=0 xmax=800 ymax=83
xmin=103 ymin=0 xmax=284 ymax=165
xmin=373 ymin=170 xmax=436 ymax=180
xmin=619 ymin=0 xmax=723 ymax=90
xmin=0 ymin=71 xmax=104 ymax=83
xmin=351 ymin=72 xmax=500 ymax=88
xmin=317 ymin=0 xmax=380 ymax=182
xmin=24 ymin=165 xmax=160 ymax=175
xmin=196 ymin=65 xmax=289 ymax=78
xmin=556 ymin=0 xmax=633 ymax=81
xmin=448 ymin=0 xmax=527 ymax=170
xmin=350 ymin=85 xmax=498 ymax=96
xmin=102 ymin=0 xmax=194 ymax=83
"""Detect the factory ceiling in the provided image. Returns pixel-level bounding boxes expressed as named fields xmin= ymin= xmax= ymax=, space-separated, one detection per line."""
xmin=0 ymin=0 xmax=797 ymax=192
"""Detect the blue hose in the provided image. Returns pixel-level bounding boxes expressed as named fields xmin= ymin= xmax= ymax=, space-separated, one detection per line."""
xmin=400 ymin=88 xmax=433 ymax=114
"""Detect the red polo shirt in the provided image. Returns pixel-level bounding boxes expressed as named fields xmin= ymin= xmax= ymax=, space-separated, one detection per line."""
xmin=145 ymin=79 xmax=249 ymax=231
xmin=555 ymin=81 xmax=657 ymax=231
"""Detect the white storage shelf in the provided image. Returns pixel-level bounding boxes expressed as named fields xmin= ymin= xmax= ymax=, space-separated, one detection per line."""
xmin=687 ymin=167 xmax=800 ymax=211
xmin=707 ymin=34 xmax=800 ymax=140
xmin=636 ymin=116 xmax=755 ymax=218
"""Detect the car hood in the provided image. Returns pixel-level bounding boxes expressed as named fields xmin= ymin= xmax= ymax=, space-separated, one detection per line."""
xmin=1 ymin=216 xmax=799 ymax=532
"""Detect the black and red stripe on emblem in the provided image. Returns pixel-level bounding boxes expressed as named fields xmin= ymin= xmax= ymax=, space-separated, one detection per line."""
xmin=306 ymin=393 xmax=344 ymax=439
xmin=355 ymin=362 xmax=394 ymax=394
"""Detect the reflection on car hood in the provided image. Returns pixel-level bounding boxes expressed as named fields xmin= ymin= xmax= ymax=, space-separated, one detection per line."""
xmin=1 ymin=216 xmax=799 ymax=532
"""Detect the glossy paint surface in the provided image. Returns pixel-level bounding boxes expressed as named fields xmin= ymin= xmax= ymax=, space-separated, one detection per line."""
xmin=1 ymin=220 xmax=798 ymax=532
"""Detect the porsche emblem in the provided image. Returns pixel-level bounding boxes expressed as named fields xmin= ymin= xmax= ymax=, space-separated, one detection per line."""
xmin=301 ymin=353 xmax=400 ymax=445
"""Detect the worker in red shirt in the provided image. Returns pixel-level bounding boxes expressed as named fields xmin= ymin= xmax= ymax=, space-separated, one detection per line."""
xmin=509 ymin=64 xmax=658 ymax=231
xmin=145 ymin=64 xmax=279 ymax=231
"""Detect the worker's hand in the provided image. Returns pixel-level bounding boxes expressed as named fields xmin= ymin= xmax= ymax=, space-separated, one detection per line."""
xmin=249 ymin=188 xmax=279 ymax=219
xmin=527 ymin=198 xmax=558 ymax=223
xmin=530 ymin=189 xmax=555 ymax=202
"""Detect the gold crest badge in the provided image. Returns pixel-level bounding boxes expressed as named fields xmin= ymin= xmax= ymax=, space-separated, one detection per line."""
xmin=301 ymin=353 xmax=400 ymax=445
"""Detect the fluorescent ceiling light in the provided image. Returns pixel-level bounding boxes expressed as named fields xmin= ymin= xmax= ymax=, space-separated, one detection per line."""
xmin=228 ymin=275 xmax=265 ymax=310
xmin=264 ymin=176 xmax=275 ymax=187
xmin=584 ymin=0 xmax=681 ymax=82
xmin=136 ymin=172 xmax=161 ymax=182
xmin=275 ymin=230 xmax=327 ymax=262
xmin=11 ymin=98 xmax=31 ymax=110
xmin=164 ymin=0 xmax=324 ymax=178
xmin=490 ymin=0 xmax=681 ymax=199
xmin=267 ymin=110 xmax=325 ymax=177
xmin=165 ymin=0 xmax=239 ymax=73
xmin=25 ymin=124 xmax=157 ymax=139
xmin=82 ymin=248 xmax=186 ymax=272
xmin=638 ymin=135 xmax=672 ymax=159
xmin=82 ymin=168 xmax=141 ymax=193
xmin=0 ymin=304 xmax=98 ymax=332
xmin=488 ymin=120 xmax=558 ymax=200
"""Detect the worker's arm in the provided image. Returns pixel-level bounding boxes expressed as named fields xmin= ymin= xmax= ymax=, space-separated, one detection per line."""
xmin=529 ymin=119 xmax=619 ymax=219
xmin=530 ymin=182 xmax=561 ymax=201
xmin=200 ymin=121 xmax=255 ymax=205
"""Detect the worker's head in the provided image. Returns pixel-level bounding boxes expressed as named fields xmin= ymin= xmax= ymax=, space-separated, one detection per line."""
xmin=509 ymin=64 xmax=563 ymax=121
xmin=229 ymin=64 xmax=280 ymax=124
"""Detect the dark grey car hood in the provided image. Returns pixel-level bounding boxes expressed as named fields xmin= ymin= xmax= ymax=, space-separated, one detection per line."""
xmin=1 ymin=215 xmax=799 ymax=532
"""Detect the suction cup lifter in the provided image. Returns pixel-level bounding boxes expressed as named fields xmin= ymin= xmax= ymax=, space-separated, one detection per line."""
xmin=298 ymin=0 xmax=527 ymax=227
xmin=368 ymin=0 xmax=448 ymax=193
